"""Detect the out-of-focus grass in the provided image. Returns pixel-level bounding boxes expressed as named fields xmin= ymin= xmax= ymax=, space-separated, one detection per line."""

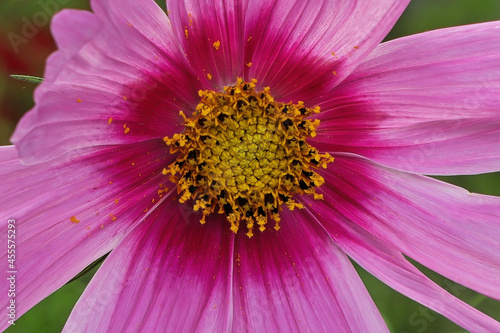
xmin=1 ymin=1 xmax=499 ymax=332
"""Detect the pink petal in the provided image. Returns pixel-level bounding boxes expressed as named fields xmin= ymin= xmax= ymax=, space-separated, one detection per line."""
xmin=303 ymin=200 xmax=500 ymax=331
xmin=313 ymin=21 xmax=500 ymax=175
xmin=12 ymin=0 xmax=201 ymax=164
xmin=167 ymin=0 xmax=249 ymax=88
xmin=315 ymin=153 xmax=500 ymax=302
xmin=243 ymin=0 xmax=409 ymax=101
xmin=232 ymin=209 xmax=388 ymax=332
xmin=64 ymin=200 xmax=235 ymax=332
xmin=0 ymin=141 xmax=172 ymax=330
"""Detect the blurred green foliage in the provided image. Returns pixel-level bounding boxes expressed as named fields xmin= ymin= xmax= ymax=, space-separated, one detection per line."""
xmin=1 ymin=0 xmax=499 ymax=332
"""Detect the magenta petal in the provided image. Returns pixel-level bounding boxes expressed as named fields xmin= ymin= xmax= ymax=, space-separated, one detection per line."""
xmin=63 ymin=200 xmax=234 ymax=332
xmin=232 ymin=209 xmax=388 ymax=332
xmin=167 ymin=0 xmax=249 ymax=88
xmin=314 ymin=21 xmax=500 ymax=175
xmin=315 ymin=153 xmax=500 ymax=302
xmin=304 ymin=201 xmax=500 ymax=331
xmin=0 ymin=141 xmax=171 ymax=330
xmin=43 ymin=10 xmax=101 ymax=82
xmin=12 ymin=0 xmax=201 ymax=164
xmin=244 ymin=0 xmax=409 ymax=102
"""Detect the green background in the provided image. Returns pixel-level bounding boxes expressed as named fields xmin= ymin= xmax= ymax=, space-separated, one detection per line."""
xmin=1 ymin=0 xmax=499 ymax=332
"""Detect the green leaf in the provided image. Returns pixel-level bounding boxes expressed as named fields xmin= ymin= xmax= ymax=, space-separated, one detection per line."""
xmin=65 ymin=252 xmax=109 ymax=285
xmin=10 ymin=74 xmax=44 ymax=84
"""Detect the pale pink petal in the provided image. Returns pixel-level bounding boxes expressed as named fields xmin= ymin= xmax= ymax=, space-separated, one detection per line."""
xmin=314 ymin=153 xmax=500 ymax=302
xmin=302 ymin=200 xmax=500 ymax=331
xmin=12 ymin=0 xmax=200 ymax=164
xmin=243 ymin=0 xmax=409 ymax=101
xmin=64 ymin=200 xmax=234 ymax=332
xmin=313 ymin=21 xmax=500 ymax=175
xmin=167 ymin=0 xmax=249 ymax=88
xmin=232 ymin=209 xmax=388 ymax=332
xmin=0 ymin=141 xmax=172 ymax=331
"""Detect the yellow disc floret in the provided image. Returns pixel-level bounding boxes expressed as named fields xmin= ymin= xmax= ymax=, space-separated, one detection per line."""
xmin=163 ymin=78 xmax=333 ymax=237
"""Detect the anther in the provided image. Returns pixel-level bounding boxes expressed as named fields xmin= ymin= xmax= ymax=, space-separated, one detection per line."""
xmin=299 ymin=180 xmax=309 ymax=190
xmin=282 ymin=119 xmax=293 ymax=130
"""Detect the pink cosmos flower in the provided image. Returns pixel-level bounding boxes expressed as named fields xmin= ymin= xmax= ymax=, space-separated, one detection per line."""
xmin=2 ymin=0 xmax=500 ymax=331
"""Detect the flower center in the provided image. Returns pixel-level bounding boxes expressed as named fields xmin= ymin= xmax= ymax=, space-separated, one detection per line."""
xmin=163 ymin=79 xmax=333 ymax=237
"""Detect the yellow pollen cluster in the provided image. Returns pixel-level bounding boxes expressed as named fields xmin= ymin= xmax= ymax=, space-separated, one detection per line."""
xmin=163 ymin=79 xmax=333 ymax=237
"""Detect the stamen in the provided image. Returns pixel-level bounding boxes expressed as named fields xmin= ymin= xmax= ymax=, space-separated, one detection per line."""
xmin=163 ymin=78 xmax=333 ymax=236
